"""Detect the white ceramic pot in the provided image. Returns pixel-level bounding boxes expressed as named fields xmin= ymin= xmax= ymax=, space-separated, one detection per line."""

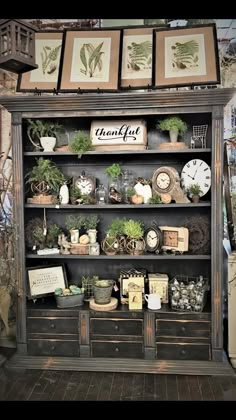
xmin=40 ymin=136 xmax=56 ymax=152
xmin=169 ymin=130 xmax=178 ymax=143
xmin=87 ymin=229 xmax=97 ymax=244
xmin=70 ymin=229 xmax=79 ymax=244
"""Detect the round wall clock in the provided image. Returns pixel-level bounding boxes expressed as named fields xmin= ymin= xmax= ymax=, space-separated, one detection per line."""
xmin=152 ymin=166 xmax=190 ymax=203
xmin=144 ymin=223 xmax=163 ymax=253
xmin=74 ymin=171 xmax=96 ymax=196
xmin=181 ymin=159 xmax=211 ymax=197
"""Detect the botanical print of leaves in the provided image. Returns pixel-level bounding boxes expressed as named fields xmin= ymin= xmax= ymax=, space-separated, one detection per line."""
xmin=40 ymin=44 xmax=62 ymax=75
xmin=80 ymin=42 xmax=104 ymax=78
xmin=127 ymin=40 xmax=152 ymax=72
xmin=171 ymin=40 xmax=199 ymax=70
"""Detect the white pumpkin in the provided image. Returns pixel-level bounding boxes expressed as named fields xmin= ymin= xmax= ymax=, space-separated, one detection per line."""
xmin=134 ymin=182 xmax=152 ymax=204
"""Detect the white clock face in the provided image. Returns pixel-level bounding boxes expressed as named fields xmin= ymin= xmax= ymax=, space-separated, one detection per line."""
xmin=181 ymin=159 xmax=211 ymax=197
xmin=146 ymin=230 xmax=159 ymax=248
xmin=156 ymin=172 xmax=171 ymax=190
xmin=76 ymin=178 xmax=94 ymax=195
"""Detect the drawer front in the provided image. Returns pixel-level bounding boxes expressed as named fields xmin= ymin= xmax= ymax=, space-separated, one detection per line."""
xmin=91 ymin=341 xmax=144 ymax=358
xmin=156 ymin=320 xmax=210 ymax=338
xmin=27 ymin=317 xmax=78 ymax=335
xmin=156 ymin=343 xmax=210 ymax=360
xmin=28 ymin=339 xmax=79 ymax=356
xmin=90 ymin=318 xmax=143 ymax=336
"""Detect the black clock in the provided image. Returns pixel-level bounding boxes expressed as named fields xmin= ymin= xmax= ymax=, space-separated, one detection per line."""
xmin=74 ymin=171 xmax=96 ymax=196
xmin=144 ymin=223 xmax=163 ymax=253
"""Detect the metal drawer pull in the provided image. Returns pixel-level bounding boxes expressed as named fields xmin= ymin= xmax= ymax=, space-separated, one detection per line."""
xmin=181 ymin=349 xmax=186 ymax=356
xmin=50 ymin=346 xmax=55 ymax=351
xmin=50 ymin=323 xmax=55 ymax=329
xmin=115 ymin=347 xmax=119 ymax=352
xmin=114 ymin=325 xmax=119 ymax=330
xmin=181 ymin=326 xmax=186 ymax=333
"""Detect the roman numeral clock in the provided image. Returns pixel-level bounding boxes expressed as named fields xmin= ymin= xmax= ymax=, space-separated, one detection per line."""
xmin=181 ymin=159 xmax=211 ymax=197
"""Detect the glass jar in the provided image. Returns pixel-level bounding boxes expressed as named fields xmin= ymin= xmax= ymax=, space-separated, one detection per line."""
xmin=121 ymin=170 xmax=132 ymax=204
xmin=95 ymin=184 xmax=107 ymax=204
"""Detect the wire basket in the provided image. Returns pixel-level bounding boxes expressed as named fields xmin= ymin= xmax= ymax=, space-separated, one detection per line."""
xmin=169 ymin=275 xmax=209 ymax=312
xmin=82 ymin=275 xmax=99 ymax=301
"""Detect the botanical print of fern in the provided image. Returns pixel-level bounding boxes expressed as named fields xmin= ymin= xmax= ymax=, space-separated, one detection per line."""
xmin=80 ymin=42 xmax=104 ymax=78
xmin=127 ymin=41 xmax=152 ymax=72
xmin=40 ymin=44 xmax=62 ymax=75
xmin=171 ymin=40 xmax=199 ymax=70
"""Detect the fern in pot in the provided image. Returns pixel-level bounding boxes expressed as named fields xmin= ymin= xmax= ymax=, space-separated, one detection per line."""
xmin=27 ymin=119 xmax=63 ymax=151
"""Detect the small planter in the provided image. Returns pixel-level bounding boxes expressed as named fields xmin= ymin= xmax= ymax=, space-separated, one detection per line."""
xmin=87 ymin=229 xmax=97 ymax=244
xmin=192 ymin=195 xmax=200 ymax=203
xmin=40 ymin=136 xmax=56 ymax=152
xmin=169 ymin=130 xmax=178 ymax=143
xmin=93 ymin=280 xmax=115 ymax=305
xmin=55 ymin=293 xmax=84 ymax=308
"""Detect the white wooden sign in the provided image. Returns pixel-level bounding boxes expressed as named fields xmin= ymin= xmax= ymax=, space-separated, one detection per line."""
xmin=90 ymin=119 xmax=147 ymax=150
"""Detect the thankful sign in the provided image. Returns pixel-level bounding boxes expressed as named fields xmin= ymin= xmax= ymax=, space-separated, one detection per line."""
xmin=90 ymin=119 xmax=147 ymax=150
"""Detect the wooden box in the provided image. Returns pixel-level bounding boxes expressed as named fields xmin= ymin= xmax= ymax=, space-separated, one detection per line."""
xmin=90 ymin=119 xmax=147 ymax=151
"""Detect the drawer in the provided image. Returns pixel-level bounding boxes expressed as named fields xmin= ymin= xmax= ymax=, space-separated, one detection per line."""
xmin=156 ymin=320 xmax=210 ymax=338
xmin=156 ymin=343 xmax=210 ymax=360
xmin=90 ymin=318 xmax=143 ymax=336
xmin=28 ymin=339 xmax=79 ymax=356
xmin=27 ymin=317 xmax=78 ymax=335
xmin=91 ymin=341 xmax=144 ymax=358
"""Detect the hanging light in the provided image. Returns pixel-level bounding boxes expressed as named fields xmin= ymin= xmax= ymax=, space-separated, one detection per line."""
xmin=0 ymin=19 xmax=38 ymax=74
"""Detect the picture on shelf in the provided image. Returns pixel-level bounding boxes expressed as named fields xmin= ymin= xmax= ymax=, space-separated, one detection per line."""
xmin=58 ymin=29 xmax=121 ymax=91
xmin=27 ymin=264 xmax=67 ymax=299
xmin=120 ymin=26 xmax=153 ymax=89
xmin=153 ymin=24 xmax=220 ymax=88
xmin=17 ymin=31 xmax=63 ymax=92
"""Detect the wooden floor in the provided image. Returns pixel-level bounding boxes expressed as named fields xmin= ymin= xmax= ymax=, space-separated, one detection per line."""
xmin=0 ymin=349 xmax=236 ymax=401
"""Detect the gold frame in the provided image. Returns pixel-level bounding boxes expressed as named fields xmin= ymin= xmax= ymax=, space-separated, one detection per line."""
xmin=59 ymin=29 xmax=121 ymax=92
xmin=153 ymin=24 xmax=220 ymax=89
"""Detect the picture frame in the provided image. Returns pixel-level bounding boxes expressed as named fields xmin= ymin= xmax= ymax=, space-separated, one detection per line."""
xmin=120 ymin=275 xmax=145 ymax=304
xmin=17 ymin=31 xmax=63 ymax=93
xmin=153 ymin=24 xmax=220 ymax=89
xmin=120 ymin=26 xmax=154 ymax=89
xmin=58 ymin=28 xmax=122 ymax=92
xmin=27 ymin=264 xmax=67 ymax=299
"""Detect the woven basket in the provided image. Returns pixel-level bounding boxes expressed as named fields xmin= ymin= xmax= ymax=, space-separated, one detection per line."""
xmin=27 ymin=194 xmax=57 ymax=204
xmin=70 ymin=244 xmax=89 ymax=255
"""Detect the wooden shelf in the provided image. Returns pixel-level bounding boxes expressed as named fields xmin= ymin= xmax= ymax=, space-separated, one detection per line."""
xmin=25 ymin=202 xmax=211 ymax=209
xmin=24 ymin=149 xmax=212 ymax=157
xmin=26 ymin=253 xmax=211 ymax=260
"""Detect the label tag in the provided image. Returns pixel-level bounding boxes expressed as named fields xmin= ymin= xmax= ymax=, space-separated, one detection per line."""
xmin=114 ymin=284 xmax=119 ymax=292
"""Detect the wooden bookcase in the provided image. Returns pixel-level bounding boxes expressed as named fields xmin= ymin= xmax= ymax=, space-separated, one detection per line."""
xmin=0 ymin=88 xmax=235 ymax=375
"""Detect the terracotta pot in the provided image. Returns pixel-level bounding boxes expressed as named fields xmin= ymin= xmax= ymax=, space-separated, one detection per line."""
xmin=192 ymin=195 xmax=200 ymax=203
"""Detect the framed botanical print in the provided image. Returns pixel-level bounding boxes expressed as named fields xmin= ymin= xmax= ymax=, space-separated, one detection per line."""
xmin=17 ymin=31 xmax=63 ymax=92
xmin=58 ymin=29 xmax=121 ymax=92
xmin=120 ymin=26 xmax=154 ymax=89
xmin=153 ymin=24 xmax=220 ymax=89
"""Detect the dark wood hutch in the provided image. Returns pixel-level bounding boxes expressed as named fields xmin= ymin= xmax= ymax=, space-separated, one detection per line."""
xmin=0 ymin=88 xmax=235 ymax=375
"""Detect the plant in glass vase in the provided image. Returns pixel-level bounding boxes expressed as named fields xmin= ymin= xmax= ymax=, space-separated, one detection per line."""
xmin=123 ymin=219 xmax=145 ymax=255
xmin=105 ymin=163 xmax=122 ymax=203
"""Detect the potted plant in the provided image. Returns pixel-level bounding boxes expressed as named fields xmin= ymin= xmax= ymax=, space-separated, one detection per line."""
xmin=65 ymin=215 xmax=86 ymax=243
xmin=107 ymin=218 xmax=127 ymax=253
xmin=123 ymin=219 xmax=145 ymax=255
xmin=84 ymin=215 xmax=100 ymax=244
xmin=187 ymin=183 xmax=203 ymax=203
xmin=157 ymin=116 xmax=187 ymax=143
xmin=69 ymin=131 xmax=93 ymax=156
xmin=69 ymin=185 xmax=82 ymax=205
xmin=25 ymin=158 xmax=66 ymax=204
xmin=27 ymin=119 xmax=63 ymax=151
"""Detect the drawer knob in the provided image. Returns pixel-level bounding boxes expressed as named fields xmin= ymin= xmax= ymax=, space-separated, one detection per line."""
xmin=115 ymin=347 xmax=119 ymax=352
xmin=50 ymin=323 xmax=56 ymax=329
xmin=114 ymin=325 xmax=119 ymax=331
xmin=181 ymin=349 xmax=186 ymax=356
xmin=50 ymin=346 xmax=55 ymax=351
xmin=181 ymin=326 xmax=186 ymax=333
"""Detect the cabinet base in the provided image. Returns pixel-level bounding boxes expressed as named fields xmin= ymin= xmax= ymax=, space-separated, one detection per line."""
xmin=4 ymin=354 xmax=235 ymax=376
